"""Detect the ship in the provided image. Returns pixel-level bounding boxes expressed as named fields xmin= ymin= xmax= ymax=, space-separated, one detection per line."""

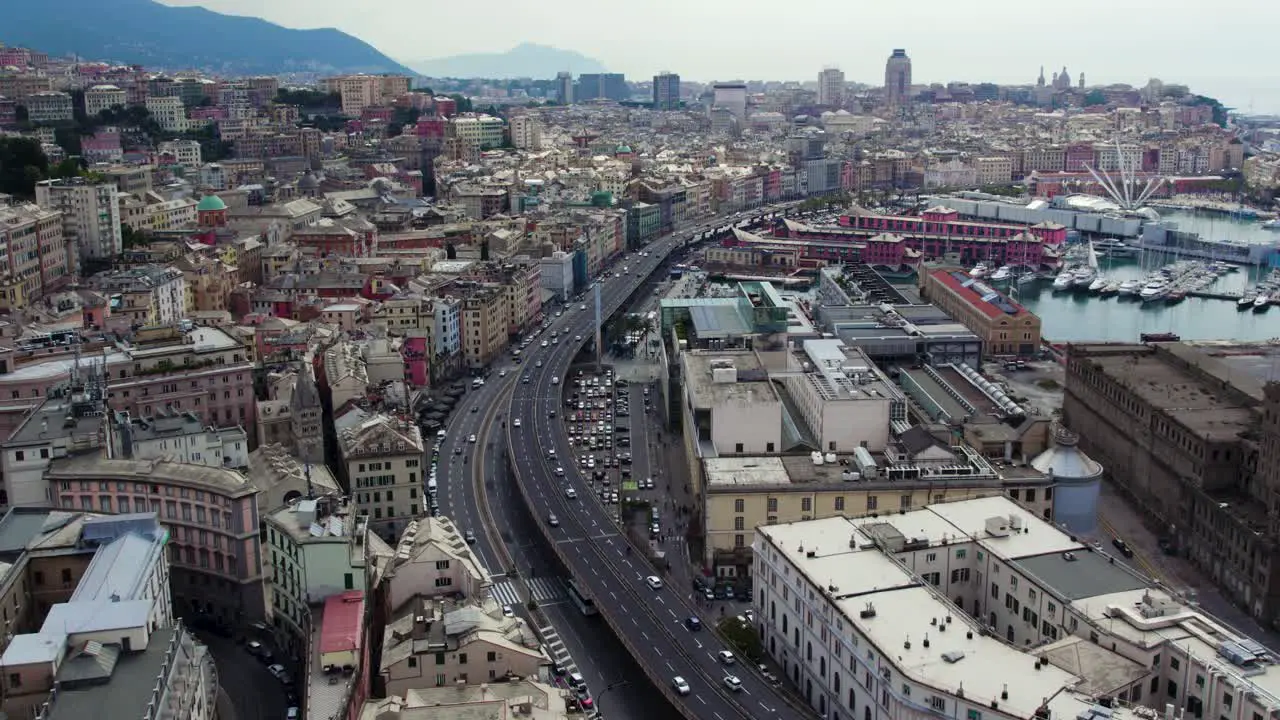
xmin=1140 ymin=332 xmax=1181 ymax=342
xmin=989 ymin=265 xmax=1012 ymax=282
xmin=1139 ymin=279 xmax=1170 ymax=302
xmin=969 ymin=262 xmax=990 ymax=278
xmin=1262 ymin=219 xmax=1280 ymax=231
xmin=1254 ymin=293 xmax=1271 ymax=312
xmin=1165 ymin=288 xmax=1187 ymax=304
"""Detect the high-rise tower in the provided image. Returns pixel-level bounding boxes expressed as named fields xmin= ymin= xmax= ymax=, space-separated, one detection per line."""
xmin=817 ymin=67 xmax=845 ymax=107
xmin=555 ymin=71 xmax=574 ymax=105
xmin=884 ymin=49 xmax=912 ymax=107
xmin=653 ymin=72 xmax=681 ymax=110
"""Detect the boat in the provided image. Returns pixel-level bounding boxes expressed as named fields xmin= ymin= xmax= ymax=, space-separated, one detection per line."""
xmin=1139 ymin=279 xmax=1170 ymax=302
xmin=969 ymin=262 xmax=990 ymax=278
xmin=1017 ymin=272 xmax=1039 ymax=286
xmin=1117 ymin=280 xmax=1140 ymax=296
xmin=1071 ymin=266 xmax=1098 ymax=289
xmin=1093 ymin=238 xmax=1139 ymax=257
xmin=1140 ymin=332 xmax=1181 ymax=342
xmin=1052 ymin=272 xmax=1074 ymax=291
xmin=1099 ymin=281 xmax=1121 ymax=296
xmin=1238 ymin=292 xmax=1257 ymax=310
xmin=1262 ymin=219 xmax=1280 ymax=231
xmin=1165 ymin=289 xmax=1187 ymax=304
xmin=1254 ymin=293 xmax=1271 ymax=312
xmin=989 ymin=266 xmax=1012 ymax=282
xmin=1087 ymin=276 xmax=1108 ymax=294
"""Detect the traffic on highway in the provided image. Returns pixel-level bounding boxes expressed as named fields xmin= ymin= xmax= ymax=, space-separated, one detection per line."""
xmin=504 ymin=204 xmax=812 ymax=720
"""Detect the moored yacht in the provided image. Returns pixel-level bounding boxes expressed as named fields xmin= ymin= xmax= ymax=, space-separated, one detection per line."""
xmin=1052 ymin=271 xmax=1074 ymax=291
xmin=1071 ymin=266 xmax=1098 ymax=289
xmin=1255 ymin=293 xmax=1271 ymax=312
xmin=1139 ymin=279 xmax=1170 ymax=302
xmin=989 ymin=265 xmax=1012 ymax=282
xmin=1238 ymin=292 xmax=1257 ymax=310
xmin=1087 ymin=276 xmax=1108 ymax=294
xmin=1099 ymin=281 xmax=1120 ymax=296
xmin=1117 ymin=280 xmax=1140 ymax=296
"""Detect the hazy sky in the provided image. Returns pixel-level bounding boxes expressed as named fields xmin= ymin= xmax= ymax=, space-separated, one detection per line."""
xmin=160 ymin=0 xmax=1280 ymax=113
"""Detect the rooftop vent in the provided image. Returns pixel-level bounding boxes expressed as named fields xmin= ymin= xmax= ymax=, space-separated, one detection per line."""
xmin=941 ymin=651 xmax=966 ymax=663
xmin=860 ymin=603 xmax=877 ymax=619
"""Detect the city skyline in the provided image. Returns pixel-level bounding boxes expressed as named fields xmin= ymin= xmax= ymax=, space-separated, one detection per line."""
xmin=156 ymin=0 xmax=1280 ymax=113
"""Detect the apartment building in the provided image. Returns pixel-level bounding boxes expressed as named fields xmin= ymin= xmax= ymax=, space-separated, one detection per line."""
xmin=447 ymin=114 xmax=505 ymax=150
xmin=460 ymin=286 xmax=509 ymax=369
xmin=146 ymin=96 xmax=188 ymax=133
xmin=973 ymin=156 xmax=1014 ymax=185
xmin=462 ymin=260 xmax=543 ymax=336
xmin=380 ymin=594 xmax=544 ymax=694
xmin=34 ymin=177 xmax=122 ymax=270
xmin=0 ymin=73 xmax=52 ymax=103
xmin=323 ymin=74 xmax=412 ymax=116
xmin=0 ymin=203 xmax=69 ymax=312
xmin=919 ymin=268 xmax=1041 ymax=357
xmin=336 ymin=409 xmax=426 ymax=538
xmin=118 ymin=192 xmax=198 ymax=233
xmin=83 ymin=85 xmax=126 ymax=116
xmin=380 ymin=516 xmax=490 ymax=614
xmin=175 ymin=252 xmax=236 ymax=314
xmin=0 ymin=514 xmax=216 ymax=720
xmin=1062 ymin=342 xmax=1277 ymax=622
xmin=263 ymin=495 xmax=368 ymax=660
xmin=508 ymin=114 xmax=543 ymax=150
xmin=157 ymin=139 xmax=202 ymax=167
xmin=653 ymin=72 xmax=681 ymax=110
xmin=755 ymin=496 xmax=1280 ymax=720
xmin=89 ymin=265 xmax=188 ymax=325
xmin=359 ymin=681 xmax=578 ymax=720
xmin=110 ymin=409 xmax=250 ymax=469
xmin=26 ymin=91 xmax=73 ymax=123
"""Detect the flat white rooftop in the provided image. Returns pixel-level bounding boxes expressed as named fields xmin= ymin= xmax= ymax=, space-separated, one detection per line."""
xmin=926 ymin=496 xmax=1080 ymax=560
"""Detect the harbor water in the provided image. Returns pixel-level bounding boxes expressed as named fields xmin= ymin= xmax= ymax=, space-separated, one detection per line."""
xmin=1012 ymin=251 xmax=1280 ymax=344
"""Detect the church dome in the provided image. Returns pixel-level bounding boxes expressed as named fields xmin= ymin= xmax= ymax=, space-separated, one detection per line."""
xmin=197 ymin=195 xmax=227 ymax=212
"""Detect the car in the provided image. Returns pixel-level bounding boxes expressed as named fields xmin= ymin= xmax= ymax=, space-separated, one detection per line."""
xmin=1112 ymin=537 xmax=1134 ymax=558
xmin=522 ymin=375 xmax=531 ymax=384
xmin=575 ymin=335 xmax=582 ymax=342
xmin=684 ymin=616 xmax=702 ymax=631
xmin=717 ymin=650 xmax=737 ymax=665
xmin=548 ymin=513 xmax=560 ymax=527
xmin=470 ymin=405 xmax=479 ymax=413
xmin=468 ymin=434 xmax=477 ymax=443
xmin=672 ymin=676 xmax=691 ymax=695
xmin=513 ymin=418 xmax=522 ymax=428
xmin=580 ymin=304 xmax=587 ymax=310
xmin=564 ymin=487 xmax=577 ymax=499
xmin=723 ymin=675 xmax=743 ymax=692
xmin=703 ymin=588 xmax=715 ymax=601
xmin=541 ymin=340 xmax=549 ymax=347
xmin=551 ymin=376 xmax=560 ymax=385
xmin=554 ymin=467 xmax=565 ymax=477
xmin=549 ymin=409 xmax=557 ymax=418
xmin=550 ymin=661 xmax=567 ymax=676
xmin=464 ymin=530 xmax=476 ymax=544
xmin=502 ymin=604 xmax=515 ymax=618
xmin=578 ymin=695 xmax=595 ymax=711
xmin=536 ymin=360 xmax=544 ymax=368
xmin=286 ymin=708 xmax=300 ymax=720
xmin=454 ymin=446 xmax=464 ymax=455
xmin=246 ymin=640 xmax=273 ymax=661
xmin=645 ymin=575 xmax=663 ymax=590
xmin=267 ymin=663 xmax=290 ymax=682
xmin=546 ymin=448 xmax=557 ymax=458
xmin=568 ymin=672 xmax=587 ymax=691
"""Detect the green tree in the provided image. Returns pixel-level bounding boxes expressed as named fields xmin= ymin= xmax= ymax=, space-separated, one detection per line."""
xmin=0 ymin=137 xmax=49 ymax=197
xmin=121 ymin=223 xmax=151 ymax=250
xmin=1084 ymin=90 xmax=1108 ymax=107
xmin=717 ymin=616 xmax=762 ymax=661
xmin=275 ymin=89 xmax=341 ymax=109
xmin=50 ymin=157 xmax=84 ymax=179
xmin=1189 ymin=94 xmax=1228 ymax=127
xmin=449 ymin=94 xmax=473 ymax=113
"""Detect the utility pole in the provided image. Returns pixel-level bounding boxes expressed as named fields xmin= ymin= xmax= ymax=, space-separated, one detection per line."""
xmin=594 ymin=282 xmax=603 ymax=373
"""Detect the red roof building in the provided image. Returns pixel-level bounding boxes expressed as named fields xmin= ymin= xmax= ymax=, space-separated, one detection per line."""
xmin=319 ymin=590 xmax=365 ymax=666
xmin=920 ymin=268 xmax=1042 ymax=358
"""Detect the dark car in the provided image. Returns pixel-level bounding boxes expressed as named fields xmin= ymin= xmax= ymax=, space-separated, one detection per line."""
xmin=1112 ymin=537 xmax=1134 ymax=558
xmin=684 ymin=616 xmax=702 ymax=631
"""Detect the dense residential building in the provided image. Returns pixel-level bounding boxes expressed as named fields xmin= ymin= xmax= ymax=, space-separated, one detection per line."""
xmin=88 ymin=265 xmax=188 ymax=325
xmin=323 ymin=74 xmax=412 ymax=115
xmin=509 ymin=114 xmax=543 ymax=150
xmin=110 ymin=409 xmax=250 ymax=469
xmin=0 ymin=203 xmax=69 ymax=311
xmin=34 ymin=177 xmax=122 ymax=271
xmin=83 ymin=84 xmax=126 ymax=116
xmin=25 ymin=91 xmax=73 ymax=123
xmin=574 ymin=73 xmax=628 ymax=102
xmin=335 ymin=409 xmax=425 ymax=538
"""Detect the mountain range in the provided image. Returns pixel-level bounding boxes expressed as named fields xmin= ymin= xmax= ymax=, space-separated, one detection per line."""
xmin=1 ymin=0 xmax=415 ymax=76
xmin=408 ymin=43 xmax=607 ymax=79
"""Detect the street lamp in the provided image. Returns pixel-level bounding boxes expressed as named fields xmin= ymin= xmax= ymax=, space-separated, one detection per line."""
xmin=590 ymin=679 xmax=630 ymax=719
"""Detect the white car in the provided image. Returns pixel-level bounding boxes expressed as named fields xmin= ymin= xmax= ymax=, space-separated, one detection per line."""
xmin=541 ymin=340 xmax=549 ymax=348
xmin=554 ymin=467 xmax=565 ymax=477
xmin=580 ymin=304 xmax=587 ymax=310
xmin=723 ymin=675 xmax=743 ymax=692
xmin=551 ymin=376 xmax=560 ymax=385
xmin=564 ymin=487 xmax=577 ymax=499
xmin=513 ymin=418 xmax=522 ymax=428
xmin=468 ymin=434 xmax=477 ymax=443
xmin=502 ymin=604 xmax=515 ymax=618
xmin=548 ymin=513 xmax=559 ymax=527
xmin=717 ymin=650 xmax=736 ymax=665
xmin=575 ymin=335 xmax=582 ymax=342
xmin=672 ymin=676 xmax=691 ymax=695
xmin=499 ymin=369 xmax=507 ymax=377
xmin=645 ymin=576 xmax=663 ymax=590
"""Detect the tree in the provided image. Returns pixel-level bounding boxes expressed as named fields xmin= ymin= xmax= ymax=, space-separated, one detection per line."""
xmin=275 ymin=89 xmax=341 ymax=109
xmin=449 ymin=94 xmax=474 ymax=113
xmin=1084 ymin=90 xmax=1108 ymax=107
xmin=0 ymin=137 xmax=49 ymax=197
xmin=50 ymin=157 xmax=84 ymax=179
xmin=1189 ymin=95 xmax=1228 ymax=128
xmin=717 ymin=616 xmax=762 ymax=661
xmin=121 ymin=223 xmax=151 ymax=250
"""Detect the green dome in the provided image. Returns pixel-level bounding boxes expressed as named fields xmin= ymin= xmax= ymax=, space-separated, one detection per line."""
xmin=616 ymin=145 xmax=632 ymax=154
xmin=197 ymin=195 xmax=227 ymax=212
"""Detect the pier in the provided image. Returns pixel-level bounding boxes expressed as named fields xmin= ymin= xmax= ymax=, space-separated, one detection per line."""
xmin=1187 ymin=290 xmax=1246 ymax=302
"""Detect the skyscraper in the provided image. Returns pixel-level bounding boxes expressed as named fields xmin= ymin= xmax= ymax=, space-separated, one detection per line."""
xmin=653 ymin=72 xmax=681 ymax=110
xmin=576 ymin=73 xmax=629 ymax=101
xmin=817 ymin=67 xmax=845 ymax=107
xmin=884 ymin=48 xmax=912 ymax=106
xmin=556 ymin=71 xmax=573 ymax=104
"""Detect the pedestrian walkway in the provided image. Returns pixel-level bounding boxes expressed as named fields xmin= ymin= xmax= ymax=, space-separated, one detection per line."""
xmin=491 ymin=577 xmax=566 ymax=607
xmin=538 ymin=625 xmax=579 ymax=676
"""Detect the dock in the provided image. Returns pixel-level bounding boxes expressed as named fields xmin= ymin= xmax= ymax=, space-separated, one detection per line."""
xmin=1186 ymin=290 xmax=1245 ymax=302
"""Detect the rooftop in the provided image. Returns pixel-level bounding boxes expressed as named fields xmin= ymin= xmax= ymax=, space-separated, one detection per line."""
xmin=45 ymin=456 xmax=256 ymax=497
xmin=931 ymin=269 xmax=1032 ymax=320
xmin=682 ymin=351 xmax=776 ymax=409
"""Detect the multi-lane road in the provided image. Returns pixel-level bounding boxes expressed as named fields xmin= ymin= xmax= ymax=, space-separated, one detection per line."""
xmin=504 ymin=206 xmax=813 ymax=720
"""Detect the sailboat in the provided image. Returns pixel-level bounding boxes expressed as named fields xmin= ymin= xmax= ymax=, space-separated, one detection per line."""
xmin=1083 ymin=240 xmax=1106 ymax=293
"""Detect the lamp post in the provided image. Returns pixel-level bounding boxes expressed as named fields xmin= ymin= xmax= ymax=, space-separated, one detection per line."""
xmin=590 ymin=679 xmax=630 ymax=719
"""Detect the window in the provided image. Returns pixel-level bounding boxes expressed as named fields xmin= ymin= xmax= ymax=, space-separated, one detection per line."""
xmin=835 ymin=497 xmax=845 ymax=511
xmin=926 ymin=552 xmax=937 ymax=563
xmin=734 ymin=499 xmax=745 ymax=512
xmin=866 ymin=496 xmax=878 ymax=510
xmin=956 ymin=548 xmax=966 ymax=559
xmin=735 ymin=443 xmax=744 ymax=453
xmin=734 ymin=517 xmax=745 ymax=531
xmin=435 ymin=560 xmax=450 ymax=570
xmin=801 ymin=498 xmax=812 ymax=512
xmin=344 ymin=573 xmax=354 ymax=590
xmin=407 ymin=657 xmax=417 ymax=668
xmin=486 ymin=651 xmax=496 ymax=662
xmin=458 ymin=653 xmax=467 ymax=665
xmin=434 ymin=577 xmax=452 ymax=587
xmin=7 ymin=673 xmax=19 ymax=688
xmin=767 ymin=497 xmax=778 ymax=512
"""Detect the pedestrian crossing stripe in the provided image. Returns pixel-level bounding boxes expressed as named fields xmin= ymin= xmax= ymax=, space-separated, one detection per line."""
xmin=491 ymin=578 xmax=566 ymax=606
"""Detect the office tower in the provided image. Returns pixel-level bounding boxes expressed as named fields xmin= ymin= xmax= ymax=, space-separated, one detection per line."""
xmin=884 ymin=48 xmax=912 ymax=106
xmin=576 ymin=73 xmax=628 ymax=102
xmin=817 ymin=67 xmax=845 ymax=106
xmin=653 ymin=72 xmax=681 ymax=110
xmin=711 ymin=82 xmax=747 ymax=122
xmin=556 ymin=71 xmax=573 ymax=104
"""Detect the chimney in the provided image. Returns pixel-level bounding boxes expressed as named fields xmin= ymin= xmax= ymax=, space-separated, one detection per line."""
xmin=411 ymin=615 xmax=429 ymax=640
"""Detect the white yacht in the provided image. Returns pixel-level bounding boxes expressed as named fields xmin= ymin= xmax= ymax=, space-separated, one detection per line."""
xmin=1238 ymin=291 xmax=1257 ymax=310
xmin=989 ymin=266 xmax=1012 ymax=282
xmin=1087 ymin=276 xmax=1108 ymax=293
xmin=1139 ymin=279 xmax=1170 ymax=302
xmin=1254 ymin=293 xmax=1271 ymax=312
xmin=1052 ymin=271 xmax=1075 ymax=291
xmin=969 ymin=263 xmax=990 ymax=278
xmin=1117 ymin=280 xmax=1140 ymax=296
xmin=1071 ymin=266 xmax=1098 ymax=289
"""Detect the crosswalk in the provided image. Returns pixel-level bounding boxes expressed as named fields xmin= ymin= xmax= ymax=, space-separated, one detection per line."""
xmin=490 ymin=577 xmax=566 ymax=607
xmin=538 ymin=624 xmax=579 ymax=677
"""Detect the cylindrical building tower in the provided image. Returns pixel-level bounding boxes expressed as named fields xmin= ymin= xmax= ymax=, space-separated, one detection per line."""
xmin=1032 ymin=422 xmax=1104 ymax=537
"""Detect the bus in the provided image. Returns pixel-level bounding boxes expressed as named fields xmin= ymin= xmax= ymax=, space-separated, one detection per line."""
xmin=566 ymin=578 xmax=597 ymax=616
